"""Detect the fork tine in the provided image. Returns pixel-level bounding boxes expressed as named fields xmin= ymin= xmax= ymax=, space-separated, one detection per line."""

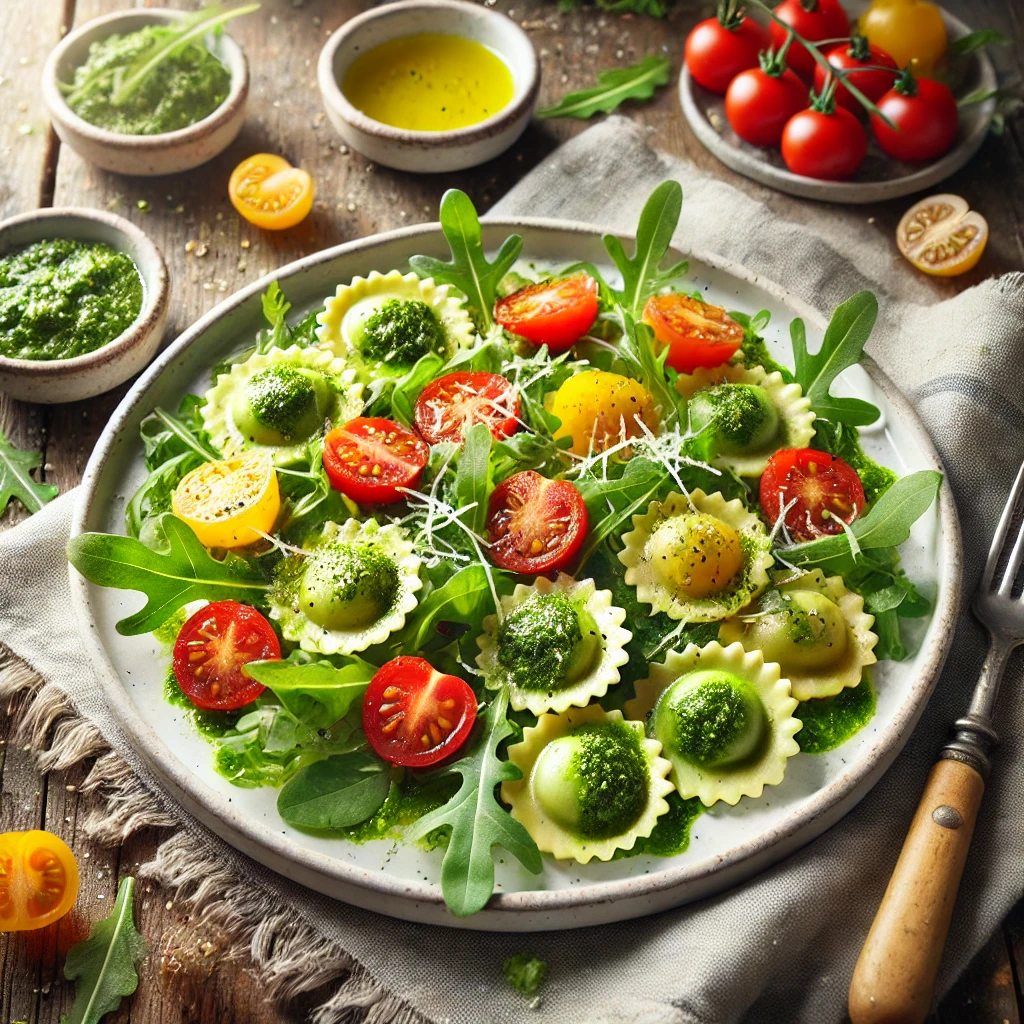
xmin=983 ymin=459 xmax=1024 ymax=591
xmin=999 ymin=515 xmax=1024 ymax=597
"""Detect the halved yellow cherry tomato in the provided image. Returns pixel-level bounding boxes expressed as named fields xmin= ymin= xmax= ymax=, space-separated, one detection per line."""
xmin=896 ymin=194 xmax=988 ymax=277
xmin=172 ymin=451 xmax=280 ymax=548
xmin=229 ymin=154 xmax=314 ymax=230
xmin=0 ymin=830 xmax=79 ymax=932
xmin=860 ymin=0 xmax=947 ymax=76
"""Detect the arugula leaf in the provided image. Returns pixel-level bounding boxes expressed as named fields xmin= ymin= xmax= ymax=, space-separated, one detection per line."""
xmin=729 ymin=309 xmax=793 ymax=381
xmin=950 ymin=29 xmax=1009 ymax=57
xmin=406 ymin=688 xmax=542 ymax=917
xmin=410 ymin=190 xmax=523 ymax=331
xmin=105 ymin=4 xmax=260 ymax=105
xmin=245 ymin=652 xmax=374 ymax=730
xmin=616 ymin=311 xmax=683 ymax=424
xmin=451 ymin=423 xmax=494 ymax=538
xmin=556 ymin=0 xmax=672 ymax=15
xmin=790 ymin=292 xmax=881 ymax=427
xmin=782 ymin=470 xmax=942 ymax=574
xmin=603 ymin=180 xmax=687 ymax=316
xmin=67 ymin=513 xmax=267 ymax=635
xmin=64 ymin=876 xmax=147 ymax=1024
xmin=125 ymin=450 xmax=205 ymax=538
xmin=390 ymin=352 xmax=446 ymax=426
xmin=0 ymin=430 xmax=58 ymax=516
xmin=537 ymin=54 xmax=671 ymax=119
xmin=139 ymin=403 xmax=219 ymax=469
xmin=277 ymin=751 xmax=392 ymax=830
xmin=396 ymin=564 xmax=495 ymax=652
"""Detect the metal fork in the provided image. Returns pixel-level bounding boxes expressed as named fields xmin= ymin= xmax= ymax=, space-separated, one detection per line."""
xmin=849 ymin=460 xmax=1024 ymax=1024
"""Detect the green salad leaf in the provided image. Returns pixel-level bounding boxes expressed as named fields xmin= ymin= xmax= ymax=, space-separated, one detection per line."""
xmin=603 ymin=179 xmax=687 ymax=317
xmin=278 ymin=751 xmax=392 ymax=830
xmin=616 ymin=310 xmax=683 ymax=424
xmin=451 ymin=423 xmax=494 ymax=537
xmin=949 ymin=29 xmax=1009 ymax=57
xmin=791 ymin=291 xmax=881 ymax=427
xmin=0 ymin=430 xmax=58 ymax=516
xmin=537 ymin=54 xmax=671 ymax=119
xmin=64 ymin=876 xmax=147 ymax=1024
xmin=396 ymin=564 xmax=496 ymax=652
xmin=410 ymin=189 xmax=523 ymax=331
xmin=67 ymin=513 xmax=267 ymax=635
xmin=406 ymin=688 xmax=542 ymax=917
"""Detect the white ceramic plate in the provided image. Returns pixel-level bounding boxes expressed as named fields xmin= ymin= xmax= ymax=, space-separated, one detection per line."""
xmin=679 ymin=2 xmax=997 ymax=204
xmin=69 ymin=221 xmax=961 ymax=931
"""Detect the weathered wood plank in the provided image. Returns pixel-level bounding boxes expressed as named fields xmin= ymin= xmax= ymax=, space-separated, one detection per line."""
xmin=935 ymin=925 xmax=1021 ymax=1024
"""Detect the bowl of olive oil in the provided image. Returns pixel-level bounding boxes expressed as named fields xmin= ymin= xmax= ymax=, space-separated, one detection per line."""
xmin=318 ymin=0 xmax=540 ymax=173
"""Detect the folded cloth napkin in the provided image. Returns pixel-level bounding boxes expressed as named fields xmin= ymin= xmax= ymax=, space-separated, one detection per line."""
xmin=3 ymin=117 xmax=1024 ymax=1024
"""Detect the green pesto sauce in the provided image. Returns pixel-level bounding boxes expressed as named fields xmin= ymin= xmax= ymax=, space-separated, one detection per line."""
xmin=690 ymin=383 xmax=778 ymax=453
xmin=795 ymin=673 xmax=877 ymax=754
xmin=66 ymin=26 xmax=231 ymax=136
xmin=670 ymin=675 xmax=755 ymax=767
xmin=569 ymin=723 xmax=649 ymax=840
xmin=152 ymin=608 xmax=187 ymax=651
xmin=738 ymin=334 xmax=793 ymax=382
xmin=812 ymin=420 xmax=897 ymax=506
xmin=341 ymin=775 xmax=460 ymax=845
xmin=360 ymin=298 xmax=446 ymax=367
xmin=613 ymin=792 xmax=704 ymax=860
xmin=298 ymin=543 xmax=400 ymax=630
xmin=0 ymin=239 xmax=143 ymax=361
xmin=245 ymin=366 xmax=322 ymax=440
xmin=163 ymin=668 xmax=240 ymax=740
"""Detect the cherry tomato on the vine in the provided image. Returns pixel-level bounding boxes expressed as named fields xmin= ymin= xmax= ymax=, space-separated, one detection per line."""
xmin=782 ymin=104 xmax=868 ymax=181
xmin=173 ymin=601 xmax=280 ymax=711
xmin=684 ymin=2 xmax=771 ymax=95
xmin=871 ymin=72 xmax=958 ymax=163
xmin=769 ymin=0 xmax=851 ymax=79
xmin=323 ymin=418 xmax=429 ymax=505
xmin=725 ymin=57 xmax=808 ymax=148
xmin=760 ymin=448 xmax=866 ymax=543
xmin=486 ymin=470 xmax=588 ymax=574
xmin=414 ymin=371 xmax=520 ymax=446
xmin=813 ymin=37 xmax=899 ymax=114
xmin=362 ymin=656 xmax=477 ymax=768
xmin=494 ymin=273 xmax=599 ymax=352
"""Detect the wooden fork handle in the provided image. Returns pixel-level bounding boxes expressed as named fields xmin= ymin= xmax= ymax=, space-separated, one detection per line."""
xmin=848 ymin=758 xmax=985 ymax=1024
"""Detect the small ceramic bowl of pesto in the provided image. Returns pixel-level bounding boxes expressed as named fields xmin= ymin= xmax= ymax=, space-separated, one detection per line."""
xmin=318 ymin=0 xmax=540 ymax=173
xmin=42 ymin=7 xmax=250 ymax=177
xmin=0 ymin=208 xmax=169 ymax=404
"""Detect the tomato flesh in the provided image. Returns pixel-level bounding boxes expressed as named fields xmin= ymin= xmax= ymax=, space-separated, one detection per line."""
xmin=494 ymin=273 xmax=599 ymax=352
xmin=229 ymin=154 xmax=314 ymax=231
xmin=871 ymin=77 xmax=958 ymax=164
xmin=414 ymin=371 xmax=521 ymax=446
xmin=363 ymin=656 xmax=477 ymax=768
xmin=173 ymin=601 xmax=280 ymax=711
xmin=642 ymin=293 xmax=744 ymax=373
xmin=684 ymin=15 xmax=770 ymax=95
xmin=486 ymin=470 xmax=588 ymax=574
xmin=769 ymin=0 xmax=851 ymax=79
xmin=323 ymin=417 xmax=429 ymax=504
xmin=0 ymin=830 xmax=80 ymax=933
xmin=760 ymin=448 xmax=866 ymax=544
xmin=781 ymin=107 xmax=868 ymax=181
xmin=725 ymin=67 xmax=808 ymax=148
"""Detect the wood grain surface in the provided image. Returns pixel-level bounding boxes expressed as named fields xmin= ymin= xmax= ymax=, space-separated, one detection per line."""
xmin=1 ymin=1 xmax=1022 ymax=1021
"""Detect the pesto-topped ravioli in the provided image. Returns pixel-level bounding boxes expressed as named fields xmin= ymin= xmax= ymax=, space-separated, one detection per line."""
xmin=719 ymin=569 xmax=878 ymax=700
xmin=202 ymin=345 xmax=362 ymax=465
xmin=502 ymin=705 xmax=674 ymax=863
xmin=475 ymin=574 xmax=631 ymax=715
xmin=269 ymin=518 xmax=422 ymax=655
xmin=316 ymin=270 xmax=476 ymax=376
xmin=676 ymin=363 xmax=814 ymax=477
xmin=618 ymin=489 xmax=773 ymax=623
xmin=625 ymin=641 xmax=801 ymax=807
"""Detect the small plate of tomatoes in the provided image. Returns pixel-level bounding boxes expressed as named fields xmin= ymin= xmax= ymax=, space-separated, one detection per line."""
xmin=679 ymin=0 xmax=997 ymax=203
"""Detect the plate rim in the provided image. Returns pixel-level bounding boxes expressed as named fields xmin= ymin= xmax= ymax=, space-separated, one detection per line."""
xmin=678 ymin=4 xmax=998 ymax=205
xmin=68 ymin=217 xmax=963 ymax=926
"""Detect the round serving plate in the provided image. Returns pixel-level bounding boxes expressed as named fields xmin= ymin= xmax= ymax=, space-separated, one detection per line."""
xmin=69 ymin=220 xmax=961 ymax=931
xmin=679 ymin=1 xmax=997 ymax=204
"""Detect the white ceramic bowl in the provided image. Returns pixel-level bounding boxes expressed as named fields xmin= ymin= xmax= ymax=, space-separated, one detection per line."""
xmin=318 ymin=0 xmax=539 ymax=173
xmin=42 ymin=8 xmax=249 ymax=177
xmin=0 ymin=209 xmax=169 ymax=404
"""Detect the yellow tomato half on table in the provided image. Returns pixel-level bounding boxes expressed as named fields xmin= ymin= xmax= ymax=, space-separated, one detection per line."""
xmin=229 ymin=154 xmax=314 ymax=230
xmin=860 ymin=0 xmax=947 ymax=75
xmin=172 ymin=451 xmax=281 ymax=549
xmin=896 ymin=194 xmax=988 ymax=277
xmin=0 ymin=830 xmax=79 ymax=932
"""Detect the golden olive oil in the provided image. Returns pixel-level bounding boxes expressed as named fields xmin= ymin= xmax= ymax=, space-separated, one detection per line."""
xmin=342 ymin=33 xmax=514 ymax=132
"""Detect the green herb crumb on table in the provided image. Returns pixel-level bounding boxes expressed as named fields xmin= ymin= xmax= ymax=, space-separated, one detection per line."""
xmin=503 ymin=953 xmax=548 ymax=999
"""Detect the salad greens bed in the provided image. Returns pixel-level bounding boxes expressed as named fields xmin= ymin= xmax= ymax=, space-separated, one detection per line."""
xmin=68 ymin=183 xmax=940 ymax=917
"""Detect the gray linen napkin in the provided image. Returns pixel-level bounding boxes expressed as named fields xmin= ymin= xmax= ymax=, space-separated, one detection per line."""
xmin=3 ymin=117 xmax=1023 ymax=1024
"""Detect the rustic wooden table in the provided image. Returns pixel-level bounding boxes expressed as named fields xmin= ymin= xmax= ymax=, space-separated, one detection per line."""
xmin=1 ymin=0 xmax=1022 ymax=1020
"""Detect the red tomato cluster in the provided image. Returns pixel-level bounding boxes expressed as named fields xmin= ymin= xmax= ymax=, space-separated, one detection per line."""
xmin=684 ymin=0 xmax=959 ymax=182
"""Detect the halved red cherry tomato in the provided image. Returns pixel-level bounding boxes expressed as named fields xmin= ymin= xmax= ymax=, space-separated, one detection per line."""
xmin=813 ymin=38 xmax=899 ymax=115
xmin=323 ymin=417 xmax=429 ymax=505
xmin=760 ymin=448 xmax=866 ymax=544
xmin=494 ymin=273 xmax=599 ymax=352
xmin=486 ymin=470 xmax=588 ymax=574
xmin=685 ymin=6 xmax=771 ymax=95
xmin=414 ymin=371 xmax=521 ymax=446
xmin=642 ymin=293 xmax=744 ymax=373
xmin=725 ymin=61 xmax=808 ymax=148
xmin=769 ymin=0 xmax=851 ymax=79
xmin=782 ymin=105 xmax=868 ymax=181
xmin=0 ymin=830 xmax=79 ymax=932
xmin=363 ymin=656 xmax=477 ymax=768
xmin=173 ymin=601 xmax=280 ymax=711
xmin=871 ymin=71 xmax=958 ymax=164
